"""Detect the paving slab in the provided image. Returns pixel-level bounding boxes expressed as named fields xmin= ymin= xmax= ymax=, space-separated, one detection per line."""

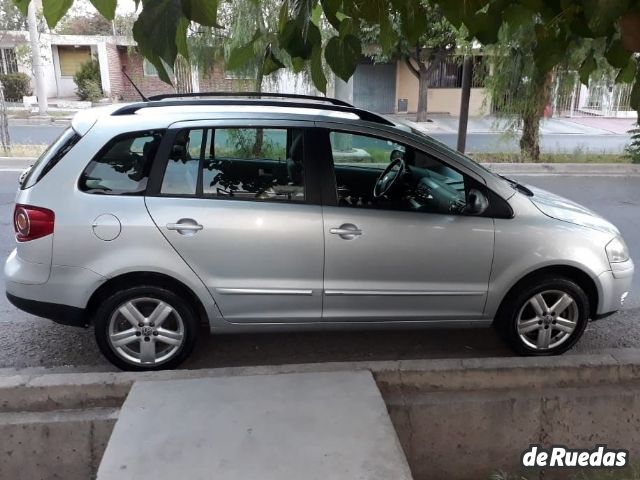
xmin=97 ymin=370 xmax=413 ymax=480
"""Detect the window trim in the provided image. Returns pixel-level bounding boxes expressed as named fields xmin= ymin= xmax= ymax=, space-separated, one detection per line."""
xmin=77 ymin=129 xmax=166 ymax=196
xmin=145 ymin=124 xmax=322 ymax=205
xmin=317 ymin=124 xmax=511 ymax=218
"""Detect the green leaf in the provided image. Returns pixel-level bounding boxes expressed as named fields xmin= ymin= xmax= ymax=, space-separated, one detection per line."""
xmin=320 ymin=0 xmax=341 ymax=30
xmin=262 ymin=47 xmax=285 ymax=76
xmin=227 ymin=39 xmax=258 ymax=71
xmin=133 ymin=0 xmax=184 ymax=71
xmin=279 ymin=0 xmax=289 ymax=31
xmin=42 ymin=0 xmax=73 ymax=28
xmin=13 ymin=0 xmax=30 ymax=15
xmin=605 ymin=38 xmax=631 ymax=69
xmin=291 ymin=56 xmax=305 ymax=73
xmin=279 ymin=19 xmax=318 ymax=59
xmin=579 ymin=49 xmax=597 ymax=85
xmin=501 ymin=4 xmax=533 ymax=30
xmin=470 ymin=12 xmax=500 ymax=45
xmin=378 ymin=13 xmax=395 ymax=54
xmin=181 ymin=0 xmax=221 ymax=27
xmin=89 ymin=0 xmax=116 ymax=20
xmin=310 ymin=44 xmax=326 ymax=93
xmin=175 ymin=16 xmax=190 ymax=59
xmin=324 ymin=34 xmax=361 ymax=81
xmin=616 ymin=58 xmax=637 ymax=84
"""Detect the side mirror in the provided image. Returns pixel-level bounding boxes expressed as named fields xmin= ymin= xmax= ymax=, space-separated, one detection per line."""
xmin=465 ymin=188 xmax=489 ymax=215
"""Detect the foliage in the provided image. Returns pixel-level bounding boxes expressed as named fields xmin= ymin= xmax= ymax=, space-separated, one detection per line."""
xmin=0 ymin=72 xmax=32 ymax=101
xmin=16 ymin=0 xmax=640 ymax=110
xmin=73 ymin=60 xmax=103 ymax=102
xmin=0 ymin=0 xmax=26 ymax=30
xmin=625 ymin=123 xmax=640 ymax=163
xmin=56 ymin=12 xmax=113 ymax=35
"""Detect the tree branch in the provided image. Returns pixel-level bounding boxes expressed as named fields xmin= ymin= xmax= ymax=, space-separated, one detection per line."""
xmin=405 ymin=57 xmax=420 ymax=79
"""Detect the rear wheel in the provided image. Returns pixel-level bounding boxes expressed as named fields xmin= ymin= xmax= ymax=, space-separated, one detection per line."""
xmin=497 ymin=276 xmax=590 ymax=356
xmin=94 ymin=286 xmax=199 ymax=371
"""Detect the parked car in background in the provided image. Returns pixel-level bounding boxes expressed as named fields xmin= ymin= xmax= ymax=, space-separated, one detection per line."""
xmin=5 ymin=93 xmax=634 ymax=370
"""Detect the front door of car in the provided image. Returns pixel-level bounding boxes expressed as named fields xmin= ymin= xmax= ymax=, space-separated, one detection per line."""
xmin=318 ymin=127 xmax=495 ymax=322
xmin=145 ymin=120 xmax=324 ymax=323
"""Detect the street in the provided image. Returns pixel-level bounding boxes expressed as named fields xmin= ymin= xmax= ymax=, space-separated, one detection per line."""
xmin=7 ymin=122 xmax=632 ymax=154
xmin=0 ymin=171 xmax=638 ymax=370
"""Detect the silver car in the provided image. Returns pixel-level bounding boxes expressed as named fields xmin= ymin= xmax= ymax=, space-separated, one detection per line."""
xmin=4 ymin=93 xmax=634 ymax=370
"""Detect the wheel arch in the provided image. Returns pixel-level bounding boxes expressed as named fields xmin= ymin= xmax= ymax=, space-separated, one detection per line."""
xmin=85 ymin=271 xmax=209 ymax=326
xmin=494 ymin=265 xmax=599 ymax=322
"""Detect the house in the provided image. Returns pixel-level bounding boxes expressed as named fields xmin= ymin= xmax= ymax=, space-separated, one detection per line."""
xmin=0 ymin=31 xmax=260 ymax=101
xmin=345 ymin=56 xmax=490 ymax=116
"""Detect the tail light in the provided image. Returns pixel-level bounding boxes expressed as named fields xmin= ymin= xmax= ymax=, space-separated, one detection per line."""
xmin=14 ymin=204 xmax=55 ymax=242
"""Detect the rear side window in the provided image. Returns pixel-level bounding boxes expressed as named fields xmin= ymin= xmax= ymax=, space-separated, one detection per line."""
xmin=160 ymin=127 xmax=305 ymax=202
xmin=80 ymin=130 xmax=164 ymax=195
xmin=21 ymin=127 xmax=81 ymax=189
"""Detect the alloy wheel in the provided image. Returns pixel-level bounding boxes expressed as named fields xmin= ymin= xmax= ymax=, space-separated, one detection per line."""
xmin=516 ymin=289 xmax=579 ymax=351
xmin=107 ymin=297 xmax=185 ymax=366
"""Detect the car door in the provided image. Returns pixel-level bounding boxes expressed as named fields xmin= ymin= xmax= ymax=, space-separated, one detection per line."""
xmin=318 ymin=126 xmax=495 ymax=323
xmin=145 ymin=120 xmax=324 ymax=323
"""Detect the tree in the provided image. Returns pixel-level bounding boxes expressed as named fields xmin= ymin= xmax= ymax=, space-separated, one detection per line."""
xmin=361 ymin=2 xmax=458 ymax=121
xmin=16 ymin=0 xmax=640 ymax=112
xmin=0 ymin=0 xmax=26 ymax=30
xmin=56 ymin=12 xmax=113 ymax=35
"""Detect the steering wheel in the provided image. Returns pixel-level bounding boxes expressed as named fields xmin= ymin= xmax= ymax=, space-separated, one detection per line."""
xmin=373 ymin=158 xmax=405 ymax=198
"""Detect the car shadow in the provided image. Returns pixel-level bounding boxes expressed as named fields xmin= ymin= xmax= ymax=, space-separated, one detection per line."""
xmin=183 ymin=326 xmax=513 ymax=370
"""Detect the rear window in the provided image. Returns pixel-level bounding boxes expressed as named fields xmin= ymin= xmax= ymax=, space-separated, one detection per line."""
xmin=79 ymin=130 xmax=164 ymax=195
xmin=21 ymin=127 xmax=81 ymax=189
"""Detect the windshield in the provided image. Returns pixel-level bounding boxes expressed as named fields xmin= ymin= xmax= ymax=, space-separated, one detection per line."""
xmin=20 ymin=127 xmax=81 ymax=189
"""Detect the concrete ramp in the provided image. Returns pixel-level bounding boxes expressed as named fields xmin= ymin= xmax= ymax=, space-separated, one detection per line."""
xmin=97 ymin=371 xmax=413 ymax=480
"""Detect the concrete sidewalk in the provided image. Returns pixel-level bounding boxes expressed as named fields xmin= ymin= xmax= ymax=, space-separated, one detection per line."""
xmin=395 ymin=113 xmax=636 ymax=136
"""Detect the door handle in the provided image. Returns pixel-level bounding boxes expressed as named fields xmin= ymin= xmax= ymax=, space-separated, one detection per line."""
xmin=166 ymin=219 xmax=203 ymax=235
xmin=330 ymin=223 xmax=362 ymax=239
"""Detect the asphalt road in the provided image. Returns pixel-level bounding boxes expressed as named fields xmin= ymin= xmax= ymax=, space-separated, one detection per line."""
xmin=7 ymin=124 xmax=631 ymax=154
xmin=0 ymin=171 xmax=638 ymax=371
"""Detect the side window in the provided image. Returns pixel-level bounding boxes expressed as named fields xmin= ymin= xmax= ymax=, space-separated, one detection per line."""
xmin=80 ymin=130 xmax=163 ymax=195
xmin=161 ymin=127 xmax=306 ymax=202
xmin=329 ymin=131 xmax=468 ymax=215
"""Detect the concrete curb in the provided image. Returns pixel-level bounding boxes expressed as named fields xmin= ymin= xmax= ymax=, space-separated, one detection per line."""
xmin=2 ymin=350 xmax=640 ymax=414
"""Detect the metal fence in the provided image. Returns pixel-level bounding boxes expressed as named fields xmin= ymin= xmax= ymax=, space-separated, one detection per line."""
xmin=553 ymin=71 xmax=636 ymax=118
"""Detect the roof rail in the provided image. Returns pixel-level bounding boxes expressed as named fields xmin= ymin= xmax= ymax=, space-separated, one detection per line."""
xmin=110 ymin=99 xmax=395 ymax=126
xmin=147 ymin=91 xmax=353 ymax=108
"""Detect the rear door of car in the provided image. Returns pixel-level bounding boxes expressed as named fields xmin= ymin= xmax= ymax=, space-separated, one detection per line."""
xmin=145 ymin=119 xmax=325 ymax=324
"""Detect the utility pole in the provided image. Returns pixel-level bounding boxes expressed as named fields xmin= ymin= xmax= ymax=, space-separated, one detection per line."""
xmin=456 ymin=56 xmax=473 ymax=154
xmin=27 ymin=1 xmax=48 ymax=115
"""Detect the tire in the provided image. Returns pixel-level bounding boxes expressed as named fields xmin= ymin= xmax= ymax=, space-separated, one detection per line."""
xmin=496 ymin=275 xmax=590 ymax=356
xmin=94 ymin=285 xmax=199 ymax=371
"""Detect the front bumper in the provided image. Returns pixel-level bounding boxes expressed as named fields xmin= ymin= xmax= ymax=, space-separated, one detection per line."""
xmin=596 ymin=258 xmax=634 ymax=316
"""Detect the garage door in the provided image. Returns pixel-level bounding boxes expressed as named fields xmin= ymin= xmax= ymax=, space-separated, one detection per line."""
xmin=353 ymin=63 xmax=396 ymax=114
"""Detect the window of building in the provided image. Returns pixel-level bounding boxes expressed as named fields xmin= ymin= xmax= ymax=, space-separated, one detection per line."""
xmin=426 ymin=56 xmax=487 ymax=89
xmin=58 ymin=46 xmax=92 ymax=76
xmin=80 ymin=131 xmax=164 ymax=195
xmin=143 ymin=58 xmax=158 ymax=77
xmin=0 ymin=49 xmax=18 ymax=75
xmin=161 ymin=127 xmax=305 ymax=202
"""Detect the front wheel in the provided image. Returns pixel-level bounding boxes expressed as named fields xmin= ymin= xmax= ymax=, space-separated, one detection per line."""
xmin=94 ymin=286 xmax=199 ymax=371
xmin=497 ymin=276 xmax=590 ymax=356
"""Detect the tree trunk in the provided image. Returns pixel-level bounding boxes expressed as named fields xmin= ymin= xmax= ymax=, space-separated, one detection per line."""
xmin=519 ymin=70 xmax=553 ymax=162
xmin=416 ymin=69 xmax=429 ymax=122
xmin=252 ymin=69 xmax=264 ymax=157
xmin=0 ymin=82 xmax=10 ymax=153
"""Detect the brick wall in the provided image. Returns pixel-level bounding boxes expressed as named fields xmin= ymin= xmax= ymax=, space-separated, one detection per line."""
xmin=116 ymin=49 xmax=255 ymax=101
xmin=105 ymin=43 xmax=124 ymax=99
xmin=118 ymin=48 xmax=174 ymax=100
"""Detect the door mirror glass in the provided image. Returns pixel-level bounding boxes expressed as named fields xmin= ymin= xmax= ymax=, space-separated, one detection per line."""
xmin=465 ymin=188 xmax=489 ymax=215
